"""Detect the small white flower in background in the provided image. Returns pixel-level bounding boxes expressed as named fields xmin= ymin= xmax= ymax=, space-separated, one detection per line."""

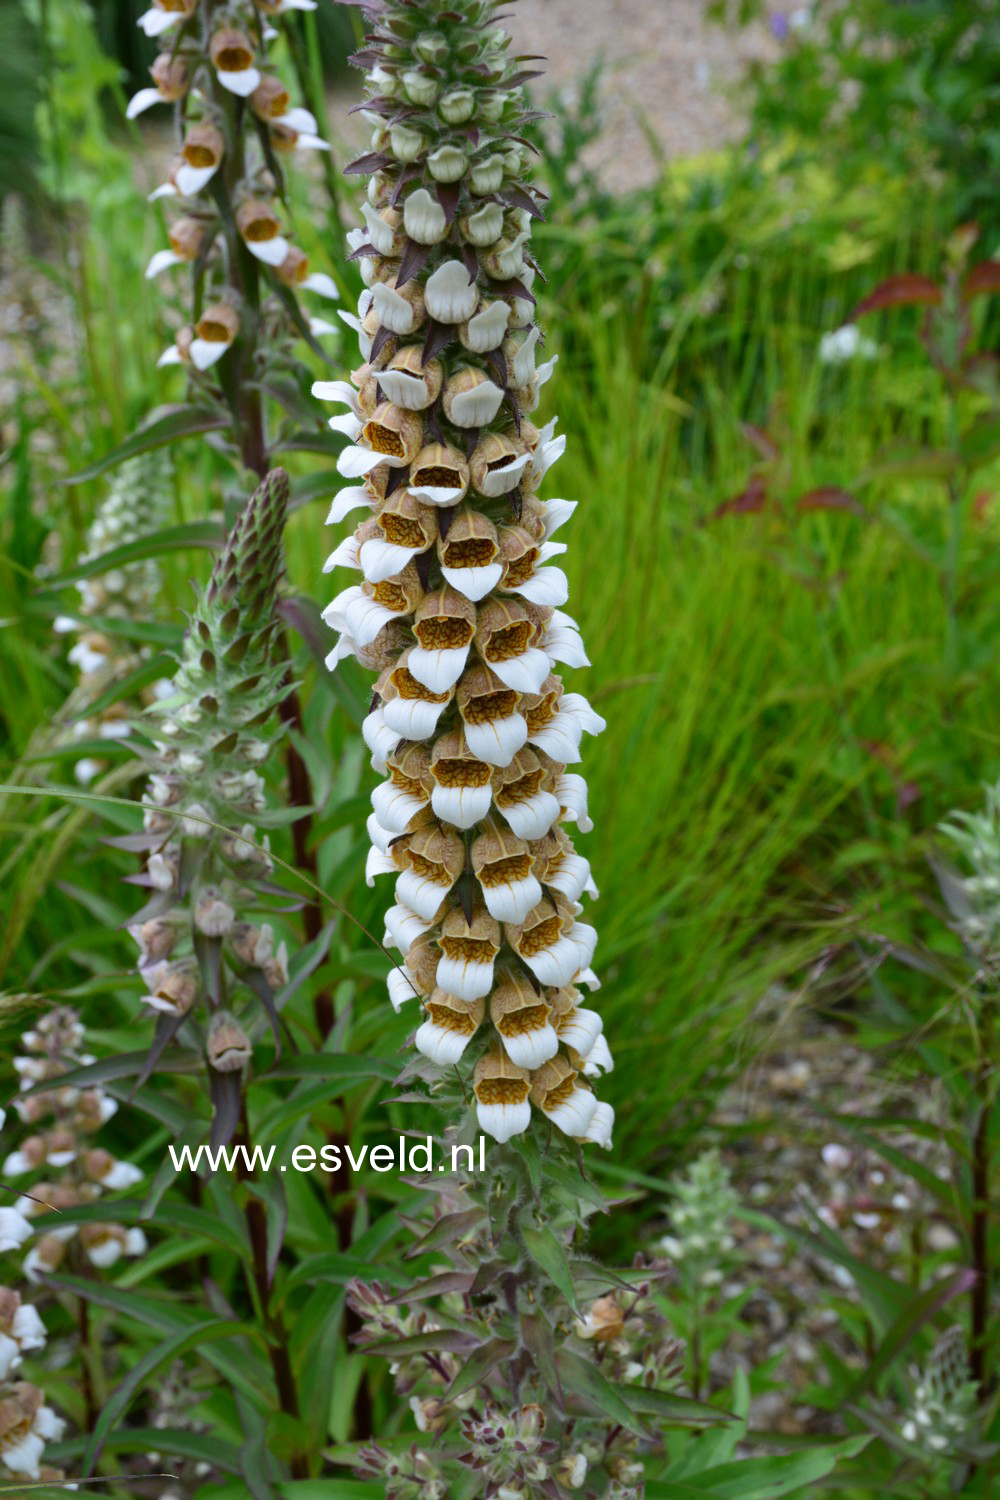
xmin=818 ymin=323 xmax=878 ymax=365
xmin=900 ymin=1327 xmax=980 ymax=1460
xmin=660 ymin=1149 xmax=740 ymax=1288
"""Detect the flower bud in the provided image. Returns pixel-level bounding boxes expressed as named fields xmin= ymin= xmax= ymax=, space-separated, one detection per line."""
xmin=207 ymin=1012 xmax=253 ymax=1073
xmin=194 ymin=887 xmax=236 ymax=936
xmin=151 ymin=52 xmax=189 ymax=101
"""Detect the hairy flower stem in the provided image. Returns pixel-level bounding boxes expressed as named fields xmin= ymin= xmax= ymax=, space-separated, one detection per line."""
xmin=969 ymin=1003 xmax=994 ymax=1393
xmin=235 ymin=1103 xmax=308 ymax=1477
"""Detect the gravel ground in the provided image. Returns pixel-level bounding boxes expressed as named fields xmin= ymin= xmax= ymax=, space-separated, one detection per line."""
xmin=503 ymin=0 xmax=778 ymax=190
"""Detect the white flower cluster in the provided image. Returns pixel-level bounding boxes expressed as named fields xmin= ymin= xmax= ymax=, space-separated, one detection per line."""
xmin=131 ymin=0 xmax=339 ymax=371
xmin=0 ymin=1100 xmax=63 ymax=1483
xmin=900 ymin=1327 xmax=979 ymax=1459
xmin=4 ymin=1007 xmax=146 ymax=1279
xmin=317 ymin=0 xmax=613 ymax=1148
xmin=659 ymin=1149 xmax=739 ymax=1289
xmin=54 ymin=452 xmax=173 ymax=784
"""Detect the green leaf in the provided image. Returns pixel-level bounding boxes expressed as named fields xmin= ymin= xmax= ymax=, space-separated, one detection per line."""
xmin=81 ymin=1318 xmax=257 ymax=1474
xmin=520 ymin=1222 xmax=581 ymax=1312
xmin=52 ymin=1425 xmax=241 ymax=1474
xmin=278 ymin=1485 xmax=385 ymax=1499
xmin=43 ymin=1275 xmax=271 ymax=1404
xmin=261 ymin=1054 xmax=397 ymax=1084
xmin=19 ymin=1048 xmax=200 ymax=1097
xmin=554 ymin=1348 xmax=648 ymax=1436
xmin=841 ymin=1269 xmax=975 ymax=1404
xmin=860 ymin=447 xmax=960 ymax=483
xmin=45 ymin=520 xmax=224 ymax=586
xmin=961 ymin=415 xmax=1000 ymax=471
xmin=365 ymin=1329 xmax=475 ymax=1358
xmin=79 ymin=652 xmax=176 ymax=721
xmin=621 ymin=1383 xmax=734 ymax=1428
xmin=446 ymin=1336 xmax=517 ymax=1400
xmin=652 ymin=1435 xmax=872 ymax=1498
xmin=63 ymin=406 xmax=229 ymax=485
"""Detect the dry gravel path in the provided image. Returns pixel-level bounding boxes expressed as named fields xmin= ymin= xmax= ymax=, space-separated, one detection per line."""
xmin=504 ymin=0 xmax=777 ymax=189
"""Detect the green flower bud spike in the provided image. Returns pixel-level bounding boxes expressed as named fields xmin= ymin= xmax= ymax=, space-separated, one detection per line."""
xmin=128 ymin=469 xmax=292 ymax=1140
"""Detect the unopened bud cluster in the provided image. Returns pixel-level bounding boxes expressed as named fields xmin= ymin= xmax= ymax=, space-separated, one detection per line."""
xmin=939 ymin=781 xmax=1000 ymax=971
xmin=900 ymin=1326 xmax=980 ymax=1460
xmin=659 ymin=1149 xmax=739 ymax=1290
xmin=131 ymin=470 xmax=290 ymax=1081
xmin=348 ymin=1169 xmax=683 ymax=1499
xmin=317 ymin=0 xmax=611 ymax=1148
xmin=0 ymin=1099 xmax=58 ymax=1486
xmin=0 ymin=1006 xmax=153 ymax=1482
xmin=54 ymin=452 xmax=173 ymax=784
xmin=3 ymin=1007 xmax=147 ymax=1279
xmin=131 ymin=0 xmax=340 ymax=376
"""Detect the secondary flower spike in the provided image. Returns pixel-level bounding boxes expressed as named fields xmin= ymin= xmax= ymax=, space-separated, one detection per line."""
xmin=316 ymin=0 xmax=611 ymax=1147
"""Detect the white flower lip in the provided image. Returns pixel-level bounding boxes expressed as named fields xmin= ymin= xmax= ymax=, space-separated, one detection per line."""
xmin=543 ymin=1085 xmax=598 ymax=1138
xmin=280 ymin=106 xmax=320 ymax=134
xmin=584 ymin=1101 xmax=614 ymax=1148
xmin=436 ymin=951 xmax=495 ymax=1001
xmin=462 ymin=711 xmax=528 ymax=768
xmin=323 ymin=533 xmax=362 ymax=573
xmin=431 ymin=780 xmax=493 ymax=831
xmin=384 ymin=901 xmax=433 ymax=954
xmin=245 ymin=233 xmax=291 ymax=266
xmin=497 ymin=787 xmax=560 ymax=841
xmin=403 ymin=187 xmax=448 ymax=245
xmin=366 ymin=845 xmax=396 ymax=886
xmin=189 ymin=337 xmax=231 ymax=371
xmin=498 ymin=1023 xmax=559 ymax=1070
xmin=313 ymin=379 xmax=361 ymax=412
xmin=408 ymin=642 xmax=470 ymax=694
xmin=127 ymin=86 xmax=165 ymax=118
xmin=362 ymin=708 xmax=402 ymax=769
xmin=520 ymin=922 xmax=597 ymax=989
xmin=376 ymin=369 xmax=436 ymax=410
xmin=138 ymin=7 xmax=184 ymax=37
xmin=478 ymin=451 xmax=531 ymax=497
xmin=449 ymin=379 xmax=504 ymax=428
xmin=557 ymin=772 xmax=593 ymax=832
xmin=361 ymin=201 xmax=399 ymax=256
xmin=485 ymin=646 xmax=551 ymax=696
xmin=396 ymin=868 xmax=455 ymax=922
xmin=425 ymin=261 xmax=478 ymax=323
xmin=558 ymin=1007 xmax=603 ymax=1056
xmin=465 ymin=300 xmax=511 ymax=351
xmin=360 ymin=536 xmax=421 ymax=583
xmin=415 ymin=1018 xmax=475 ymax=1065
xmin=382 ymin=693 xmax=450 ymax=741
xmin=388 ymin=966 xmax=423 ymax=1010
xmin=175 ymin=161 xmax=219 ymax=197
xmin=581 ymin=1033 xmax=613 ymax=1075
xmin=478 ymin=870 xmax=542 ymax=925
xmin=372 ymin=282 xmax=418 ymax=333
xmin=477 ymin=1097 xmax=531 ymax=1143
xmin=527 ymin=692 xmax=606 ymax=763
xmin=441 ymin=562 xmax=504 ymax=603
xmin=145 ymin=248 xmax=185 ymax=279
xmin=217 ymin=66 xmax=263 ymax=97
xmin=408 ymin=481 xmax=466 ymax=507
xmin=302 ymin=272 xmax=340 ymax=299
xmin=372 ymin=779 xmax=429 ymax=835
